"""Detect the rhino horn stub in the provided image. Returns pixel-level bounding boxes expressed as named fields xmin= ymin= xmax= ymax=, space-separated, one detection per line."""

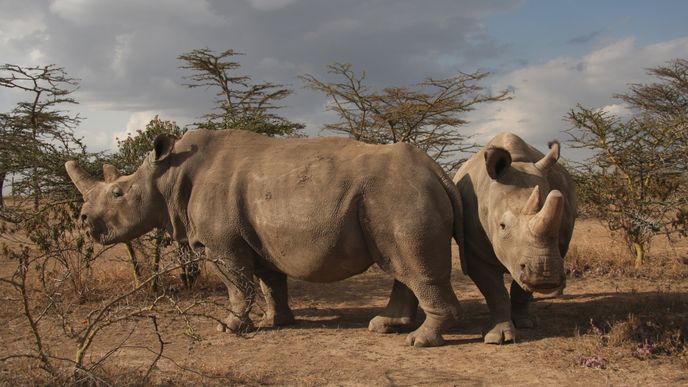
xmin=529 ymin=190 xmax=564 ymax=238
xmin=521 ymin=185 xmax=541 ymax=215
xmin=65 ymin=160 xmax=97 ymax=195
xmin=535 ymin=140 xmax=560 ymax=171
xmin=102 ymin=164 xmax=121 ymax=183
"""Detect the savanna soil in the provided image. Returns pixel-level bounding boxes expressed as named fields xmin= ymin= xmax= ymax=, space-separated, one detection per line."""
xmin=1 ymin=219 xmax=687 ymax=386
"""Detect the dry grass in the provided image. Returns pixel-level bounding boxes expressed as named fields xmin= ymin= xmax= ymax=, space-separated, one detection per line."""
xmin=566 ymin=218 xmax=688 ymax=280
xmin=574 ymin=294 xmax=688 ymax=370
xmin=566 ymin=220 xmax=688 ymax=371
xmin=2 ymin=218 xmax=688 ymax=385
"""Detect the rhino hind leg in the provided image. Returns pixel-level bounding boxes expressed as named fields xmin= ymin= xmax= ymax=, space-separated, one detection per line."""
xmin=467 ymin=259 xmax=516 ymax=344
xmin=371 ymin=247 xmax=460 ymax=347
xmin=510 ymin=280 xmax=537 ymax=329
xmin=368 ymin=280 xmax=419 ymax=333
xmin=255 ymin=266 xmax=295 ymax=328
xmin=403 ymin=279 xmax=461 ymax=347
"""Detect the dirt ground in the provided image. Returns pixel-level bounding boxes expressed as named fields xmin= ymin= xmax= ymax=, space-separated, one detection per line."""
xmin=1 ymin=219 xmax=687 ymax=386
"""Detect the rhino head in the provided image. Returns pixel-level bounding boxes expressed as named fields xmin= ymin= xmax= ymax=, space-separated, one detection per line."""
xmin=481 ymin=141 xmax=566 ymax=294
xmin=65 ymin=134 xmax=176 ymax=245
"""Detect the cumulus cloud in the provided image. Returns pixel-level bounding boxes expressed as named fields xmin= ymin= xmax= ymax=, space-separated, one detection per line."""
xmin=600 ymin=103 xmax=632 ymax=118
xmin=466 ymin=37 xmax=688 ymax=153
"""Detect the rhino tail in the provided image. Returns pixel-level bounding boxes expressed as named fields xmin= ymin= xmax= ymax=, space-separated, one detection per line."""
xmin=438 ymin=173 xmax=467 ymax=275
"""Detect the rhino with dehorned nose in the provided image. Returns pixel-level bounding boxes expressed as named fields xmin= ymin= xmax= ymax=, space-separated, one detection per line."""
xmin=66 ymin=128 xmax=465 ymax=347
xmin=453 ymin=132 xmax=577 ymax=344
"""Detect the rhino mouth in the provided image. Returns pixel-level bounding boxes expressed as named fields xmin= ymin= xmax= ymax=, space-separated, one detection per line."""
xmin=86 ymin=222 xmax=117 ymax=245
xmin=526 ymin=282 xmax=563 ymax=293
xmin=519 ymin=273 xmax=565 ymax=294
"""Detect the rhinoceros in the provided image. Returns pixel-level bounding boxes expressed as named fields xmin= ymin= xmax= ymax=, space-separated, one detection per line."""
xmin=65 ymin=129 xmax=464 ymax=347
xmin=453 ymin=132 xmax=576 ymax=344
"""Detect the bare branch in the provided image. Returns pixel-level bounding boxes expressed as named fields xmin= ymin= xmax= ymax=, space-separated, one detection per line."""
xmin=301 ymin=64 xmax=509 ymax=172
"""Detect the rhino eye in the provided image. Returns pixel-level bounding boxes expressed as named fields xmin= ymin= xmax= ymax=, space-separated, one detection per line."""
xmin=112 ymin=187 xmax=123 ymax=198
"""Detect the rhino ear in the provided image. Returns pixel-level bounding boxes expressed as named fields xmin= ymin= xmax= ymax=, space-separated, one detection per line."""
xmin=484 ymin=146 xmax=512 ymax=180
xmin=102 ymin=164 xmax=121 ymax=183
xmin=535 ymin=140 xmax=560 ymax=171
xmin=152 ymin=134 xmax=176 ymax=163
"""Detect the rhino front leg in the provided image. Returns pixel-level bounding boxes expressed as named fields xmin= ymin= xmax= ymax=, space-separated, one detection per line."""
xmin=468 ymin=259 xmax=516 ymax=344
xmin=510 ymin=280 xmax=536 ymax=329
xmin=206 ymin=249 xmax=257 ymax=334
xmin=368 ymin=280 xmax=419 ymax=333
xmin=254 ymin=265 xmax=295 ymax=328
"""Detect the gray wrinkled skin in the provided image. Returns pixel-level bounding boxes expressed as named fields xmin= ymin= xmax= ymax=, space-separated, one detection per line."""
xmin=66 ymin=129 xmax=465 ymax=347
xmin=453 ymin=132 xmax=577 ymax=344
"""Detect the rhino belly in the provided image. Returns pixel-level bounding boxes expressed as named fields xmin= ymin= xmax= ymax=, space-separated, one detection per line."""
xmin=247 ymin=177 xmax=379 ymax=282
xmin=255 ymin=216 xmax=375 ymax=282
xmin=275 ymin=249 xmax=374 ymax=283
xmin=264 ymin=230 xmax=373 ymax=282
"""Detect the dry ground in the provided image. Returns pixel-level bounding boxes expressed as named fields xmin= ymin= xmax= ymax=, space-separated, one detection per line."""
xmin=1 ymin=219 xmax=687 ymax=386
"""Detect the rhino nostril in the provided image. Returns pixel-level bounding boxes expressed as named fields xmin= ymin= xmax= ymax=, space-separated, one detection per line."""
xmin=520 ymin=263 xmax=526 ymax=271
xmin=80 ymin=214 xmax=88 ymax=224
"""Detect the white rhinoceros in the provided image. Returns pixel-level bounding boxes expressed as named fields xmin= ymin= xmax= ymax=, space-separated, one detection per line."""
xmin=66 ymin=129 xmax=465 ymax=347
xmin=453 ymin=132 xmax=577 ymax=344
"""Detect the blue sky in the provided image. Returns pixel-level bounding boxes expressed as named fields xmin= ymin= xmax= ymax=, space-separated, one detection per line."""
xmin=1 ymin=0 xmax=687 ymax=157
xmin=487 ymin=1 xmax=688 ymax=65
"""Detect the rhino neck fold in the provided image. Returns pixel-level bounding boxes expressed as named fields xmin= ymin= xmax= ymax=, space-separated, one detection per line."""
xmin=156 ymin=166 xmax=192 ymax=244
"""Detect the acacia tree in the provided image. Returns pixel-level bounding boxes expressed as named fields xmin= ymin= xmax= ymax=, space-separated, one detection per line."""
xmin=0 ymin=68 xmax=212 ymax=382
xmin=0 ymin=65 xmax=106 ymax=378
xmin=0 ymin=113 xmax=20 ymax=208
xmin=0 ymin=64 xmax=84 ymax=210
xmin=178 ymin=48 xmax=304 ymax=136
xmin=300 ymin=63 xmax=511 ymax=172
xmin=566 ymin=59 xmax=688 ymax=267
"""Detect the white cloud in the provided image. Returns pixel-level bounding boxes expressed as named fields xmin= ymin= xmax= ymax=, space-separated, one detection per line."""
xmin=467 ymin=37 xmax=688 ymax=152
xmin=601 ymin=103 xmax=632 ymax=118
xmin=29 ymin=48 xmax=45 ymax=63
xmin=111 ymin=111 xmax=158 ymax=144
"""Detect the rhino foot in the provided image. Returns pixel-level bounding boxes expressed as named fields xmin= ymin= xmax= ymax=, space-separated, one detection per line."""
xmin=257 ymin=312 xmax=296 ymax=328
xmin=483 ymin=321 xmax=516 ymax=344
xmin=511 ymin=301 xmax=538 ymax=329
xmin=216 ymin=316 xmax=255 ymax=334
xmin=405 ymin=326 xmax=445 ymax=347
xmin=512 ymin=312 xmax=537 ymax=329
xmin=368 ymin=316 xmax=416 ymax=333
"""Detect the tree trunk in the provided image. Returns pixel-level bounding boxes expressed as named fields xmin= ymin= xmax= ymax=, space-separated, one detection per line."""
xmin=633 ymin=242 xmax=645 ymax=268
xmin=0 ymin=171 xmax=5 ymax=208
xmin=151 ymin=230 xmax=164 ymax=293
xmin=32 ymin=171 xmax=40 ymax=210
xmin=124 ymin=242 xmax=141 ymax=287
